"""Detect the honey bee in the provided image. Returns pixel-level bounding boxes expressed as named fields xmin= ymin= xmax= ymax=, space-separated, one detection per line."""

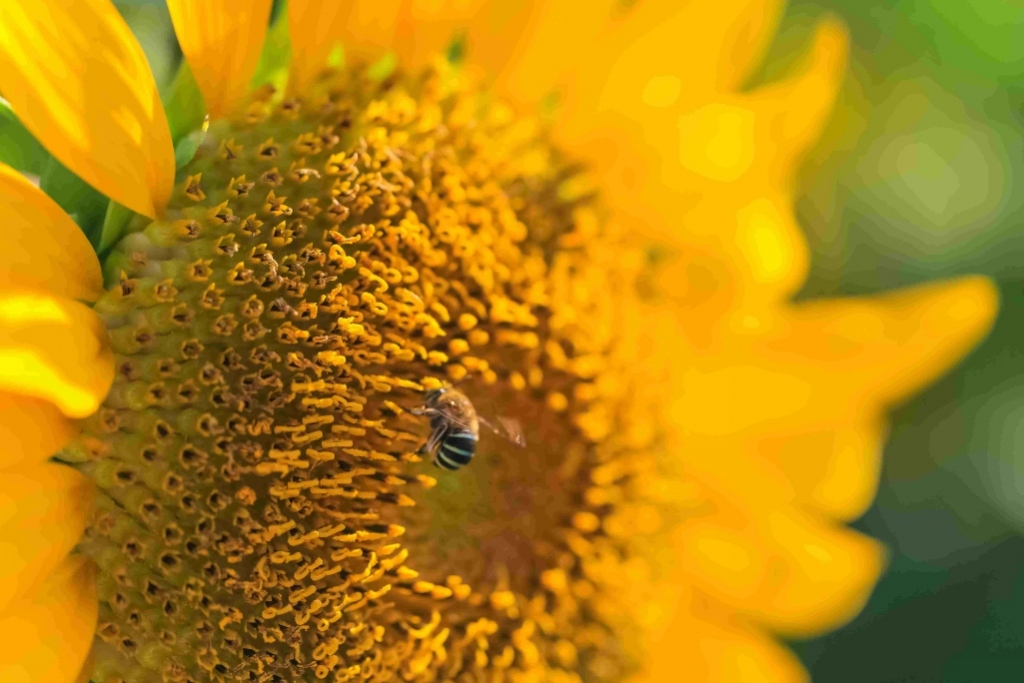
xmin=410 ymin=387 xmax=525 ymax=470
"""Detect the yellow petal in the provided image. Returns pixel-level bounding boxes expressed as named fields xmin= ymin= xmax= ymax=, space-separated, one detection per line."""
xmin=0 ymin=463 xmax=93 ymax=613
xmin=670 ymin=190 xmax=810 ymax=308
xmin=290 ymin=1 xmax=428 ymax=94
xmin=0 ymin=290 xmax=114 ymax=418
xmin=671 ymin=277 xmax=998 ymax=438
xmin=670 ymin=19 xmax=847 ymax=225
xmin=0 ymin=0 xmax=174 ymax=219
xmin=756 ymin=509 xmax=885 ymax=636
xmin=761 ymin=420 xmax=888 ymax=522
xmin=394 ymin=0 xmax=493 ymax=69
xmin=485 ymin=0 xmax=619 ymax=105
xmin=678 ymin=520 xmax=771 ymax=604
xmin=0 ymin=163 xmax=103 ymax=302
xmin=74 ymin=646 xmax=97 ymax=683
xmin=317 ymin=0 xmax=404 ymax=64
xmin=0 ymin=394 xmax=78 ymax=470
xmin=288 ymin=1 xmax=347 ymax=96
xmin=557 ymin=18 xmax=847 ymax=304
xmin=562 ymin=0 xmax=786 ymax=136
xmin=512 ymin=0 xmax=781 ymax=110
xmin=749 ymin=19 xmax=849 ymax=191
xmin=685 ymin=515 xmax=883 ymax=638
xmin=0 ymin=555 xmax=98 ymax=683
xmin=640 ymin=597 xmax=808 ymax=683
xmin=676 ymin=478 xmax=885 ymax=635
xmin=167 ymin=0 xmax=273 ymax=117
xmin=779 ymin=276 xmax=1000 ymax=409
xmin=717 ymin=0 xmax=787 ymax=93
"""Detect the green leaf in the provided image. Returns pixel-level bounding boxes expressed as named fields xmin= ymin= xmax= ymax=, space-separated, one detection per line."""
xmin=162 ymin=60 xmax=207 ymax=144
xmin=0 ymin=97 xmax=47 ymax=175
xmin=38 ymin=155 xmax=109 ymax=249
xmin=97 ymin=201 xmax=137 ymax=257
xmin=251 ymin=0 xmax=292 ymax=93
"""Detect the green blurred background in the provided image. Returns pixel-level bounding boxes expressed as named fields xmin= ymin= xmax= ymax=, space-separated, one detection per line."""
xmin=764 ymin=1 xmax=1024 ymax=680
xmin=109 ymin=1 xmax=1024 ymax=680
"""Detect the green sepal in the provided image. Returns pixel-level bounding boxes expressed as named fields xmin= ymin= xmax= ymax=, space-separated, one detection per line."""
xmin=539 ymin=90 xmax=562 ymax=121
xmin=328 ymin=43 xmax=345 ymax=68
xmin=163 ymin=60 xmax=207 ymax=145
xmin=446 ymin=33 xmax=467 ymax=65
xmin=38 ymin=155 xmax=109 ymax=248
xmin=367 ymin=52 xmax=398 ymax=81
xmin=269 ymin=0 xmax=287 ymax=24
xmin=97 ymin=201 xmax=138 ymax=258
xmin=251 ymin=0 xmax=292 ymax=93
xmin=174 ymin=120 xmax=209 ymax=170
xmin=0 ymin=98 xmax=47 ymax=175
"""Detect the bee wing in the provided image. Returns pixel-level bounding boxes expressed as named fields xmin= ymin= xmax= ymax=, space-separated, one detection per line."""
xmin=479 ymin=415 xmax=526 ymax=448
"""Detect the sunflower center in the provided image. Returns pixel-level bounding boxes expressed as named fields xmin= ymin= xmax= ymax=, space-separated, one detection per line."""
xmin=68 ymin=59 xmax=642 ymax=683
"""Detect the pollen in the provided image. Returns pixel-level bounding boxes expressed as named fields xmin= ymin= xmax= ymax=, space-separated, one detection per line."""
xmin=66 ymin=58 xmax=654 ymax=683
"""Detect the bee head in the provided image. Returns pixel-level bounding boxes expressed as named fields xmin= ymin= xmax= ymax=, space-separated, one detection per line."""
xmin=424 ymin=387 xmax=446 ymax=406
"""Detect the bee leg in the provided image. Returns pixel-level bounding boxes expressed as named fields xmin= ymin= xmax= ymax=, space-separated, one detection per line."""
xmin=420 ymin=426 xmax=445 ymax=455
xmin=408 ymin=406 xmax=437 ymax=417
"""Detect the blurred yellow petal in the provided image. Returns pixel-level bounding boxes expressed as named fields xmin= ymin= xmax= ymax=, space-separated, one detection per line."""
xmin=292 ymin=1 xmax=453 ymax=92
xmin=778 ymin=276 xmax=999 ymax=409
xmin=642 ymin=602 xmax=808 ymax=683
xmin=678 ymin=520 xmax=772 ymax=604
xmin=671 ymin=20 xmax=847 ymax=222
xmin=753 ymin=509 xmax=885 ymax=636
xmin=333 ymin=0 xmax=404 ymax=63
xmin=0 ymin=555 xmax=97 ymax=683
xmin=0 ymin=394 xmax=78 ymax=470
xmin=288 ymin=1 xmax=347 ymax=95
xmin=676 ymin=471 xmax=885 ymax=636
xmin=0 ymin=463 xmax=93 ymax=613
xmin=557 ymin=18 xmax=847 ymax=306
xmin=762 ymin=421 xmax=888 ymax=522
xmin=674 ymin=190 xmax=810 ymax=308
xmin=649 ymin=435 xmax=881 ymax=676
xmin=393 ymin=0 xmax=493 ymax=69
xmin=0 ymin=0 xmax=174 ymax=219
xmin=334 ymin=1 xmax=535 ymax=71
xmin=0 ymin=163 xmax=103 ymax=302
xmin=671 ymin=277 xmax=998 ymax=439
xmin=166 ymin=0 xmax=273 ymax=117
xmin=74 ymin=647 xmax=96 ymax=683
xmin=751 ymin=18 xmax=848 ymax=190
xmin=485 ymin=0 xmax=618 ymax=105
xmin=718 ymin=0 xmax=787 ymax=92
xmin=0 ymin=290 xmax=114 ymax=418
xmin=562 ymin=0 xmax=785 ymax=135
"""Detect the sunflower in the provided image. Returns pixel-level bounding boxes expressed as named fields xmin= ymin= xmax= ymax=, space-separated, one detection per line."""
xmin=0 ymin=1 xmax=998 ymax=682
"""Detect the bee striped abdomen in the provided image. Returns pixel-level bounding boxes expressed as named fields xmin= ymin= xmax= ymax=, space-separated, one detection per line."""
xmin=434 ymin=429 xmax=477 ymax=470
